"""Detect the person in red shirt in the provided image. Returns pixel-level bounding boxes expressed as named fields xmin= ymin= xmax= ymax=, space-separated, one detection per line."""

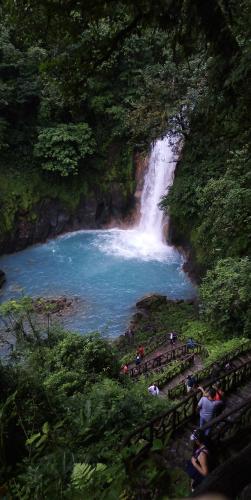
xmin=137 ymin=345 xmax=145 ymax=358
xmin=213 ymin=382 xmax=224 ymax=401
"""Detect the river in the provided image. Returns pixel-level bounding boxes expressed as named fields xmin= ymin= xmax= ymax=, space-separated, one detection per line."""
xmin=0 ymin=136 xmax=195 ymax=337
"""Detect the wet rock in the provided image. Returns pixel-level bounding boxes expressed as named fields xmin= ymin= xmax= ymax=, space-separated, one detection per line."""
xmin=0 ymin=186 xmax=134 ymax=255
xmin=0 ymin=269 xmax=6 ymax=288
xmin=33 ymin=296 xmax=80 ymax=316
xmin=136 ymin=293 xmax=167 ymax=310
xmin=128 ymin=310 xmax=149 ymax=332
xmin=73 ymin=196 xmax=97 ymax=228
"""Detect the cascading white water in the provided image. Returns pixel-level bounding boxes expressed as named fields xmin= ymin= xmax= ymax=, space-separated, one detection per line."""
xmin=0 ymin=133 xmax=194 ymax=337
xmin=95 ymin=134 xmax=180 ymax=261
xmin=138 ymin=136 xmax=177 ymax=242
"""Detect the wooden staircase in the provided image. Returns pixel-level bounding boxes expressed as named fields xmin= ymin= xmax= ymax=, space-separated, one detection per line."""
xmin=123 ymin=348 xmax=251 ymax=465
xmin=160 ymin=378 xmax=251 ymax=469
xmin=128 ymin=341 xmax=205 ymax=379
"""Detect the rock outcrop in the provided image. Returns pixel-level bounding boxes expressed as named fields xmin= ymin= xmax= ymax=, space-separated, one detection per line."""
xmin=33 ymin=296 xmax=82 ymax=317
xmin=0 ymin=185 xmax=134 ymax=255
xmin=0 ymin=269 xmax=6 ymax=288
xmin=136 ymin=293 xmax=167 ymax=310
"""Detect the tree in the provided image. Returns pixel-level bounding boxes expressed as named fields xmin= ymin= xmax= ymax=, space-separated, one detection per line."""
xmin=34 ymin=123 xmax=96 ymax=176
xmin=199 ymin=258 xmax=251 ymax=336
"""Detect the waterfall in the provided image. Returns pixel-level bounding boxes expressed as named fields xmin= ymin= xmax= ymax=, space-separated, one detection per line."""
xmin=138 ymin=136 xmax=177 ymax=242
xmin=96 ymin=134 xmax=179 ymax=261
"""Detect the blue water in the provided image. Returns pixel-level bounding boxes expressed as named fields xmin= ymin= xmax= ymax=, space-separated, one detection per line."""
xmin=0 ymin=230 xmax=195 ymax=337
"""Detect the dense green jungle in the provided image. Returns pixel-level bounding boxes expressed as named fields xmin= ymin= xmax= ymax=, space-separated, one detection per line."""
xmin=0 ymin=0 xmax=250 ymax=498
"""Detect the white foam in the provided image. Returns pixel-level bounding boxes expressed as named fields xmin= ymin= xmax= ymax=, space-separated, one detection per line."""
xmin=51 ymin=135 xmax=180 ymax=264
xmin=95 ymin=135 xmax=180 ymax=262
xmin=138 ymin=136 xmax=178 ymax=241
xmin=93 ymin=229 xmax=179 ymax=262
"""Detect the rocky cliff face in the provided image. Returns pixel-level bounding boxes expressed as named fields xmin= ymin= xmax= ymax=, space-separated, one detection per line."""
xmin=0 ymin=184 xmax=134 ymax=255
xmin=0 ymin=269 xmax=6 ymax=287
xmin=168 ymin=218 xmax=203 ymax=284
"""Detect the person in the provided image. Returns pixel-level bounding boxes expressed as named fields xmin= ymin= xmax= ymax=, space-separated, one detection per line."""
xmin=170 ymin=332 xmax=175 ymax=346
xmin=213 ymin=381 xmax=224 ymax=401
xmin=135 ymin=354 xmax=141 ymax=365
xmin=122 ymin=363 xmax=129 ymax=375
xmin=187 ymin=338 xmax=196 ymax=350
xmin=186 ymin=429 xmax=209 ymax=491
xmin=198 ymin=387 xmax=223 ymax=434
xmin=186 ymin=374 xmax=197 ymax=393
xmin=148 ymin=383 xmax=159 ymax=396
xmin=224 ymin=360 xmax=233 ymax=371
xmin=137 ymin=345 xmax=145 ymax=358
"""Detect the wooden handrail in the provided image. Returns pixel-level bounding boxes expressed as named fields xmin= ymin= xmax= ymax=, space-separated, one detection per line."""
xmin=129 ymin=343 xmax=204 ymax=378
xmin=168 ymin=341 xmax=251 ymax=399
xmin=150 ymin=353 xmax=195 ymax=388
xmin=122 ymin=356 xmax=251 ymax=449
xmin=200 ymin=396 xmax=251 ymax=435
xmin=191 ymin=438 xmax=251 ymax=498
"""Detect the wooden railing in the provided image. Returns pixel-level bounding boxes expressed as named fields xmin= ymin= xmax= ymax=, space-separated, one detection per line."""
xmin=201 ymin=396 xmax=251 ymax=443
xmin=168 ymin=341 xmax=251 ymax=400
xmin=129 ymin=343 xmax=204 ymax=378
xmin=144 ymin=353 xmax=195 ymax=388
xmin=123 ymin=357 xmax=251 ymax=452
xmin=191 ymin=430 xmax=251 ymax=499
xmin=124 ymin=331 xmax=172 ymax=350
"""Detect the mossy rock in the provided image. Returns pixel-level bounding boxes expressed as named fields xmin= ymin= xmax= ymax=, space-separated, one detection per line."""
xmin=136 ymin=294 xmax=167 ymax=310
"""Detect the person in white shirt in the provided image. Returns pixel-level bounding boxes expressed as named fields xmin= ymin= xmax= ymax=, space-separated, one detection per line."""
xmin=148 ymin=383 xmax=159 ymax=396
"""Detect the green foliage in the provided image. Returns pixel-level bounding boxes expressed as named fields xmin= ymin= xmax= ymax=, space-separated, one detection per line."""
xmin=34 ymin=123 xmax=96 ymax=176
xmin=144 ymin=358 xmax=192 ymax=389
xmin=181 ymin=320 xmax=222 ymax=344
xmin=0 ymin=311 xmax=169 ymax=497
xmin=0 ymin=23 xmax=44 ymax=156
xmin=47 ymin=332 xmax=119 ymax=377
xmin=199 ymin=258 xmax=251 ymax=336
xmin=193 ymin=147 xmax=251 ymax=265
xmin=205 ymin=337 xmax=250 ymax=367
xmin=0 ymin=0 xmax=250 ymax=496
xmin=116 ymin=300 xmax=197 ymax=360
xmin=71 ymin=462 xmax=107 ymax=495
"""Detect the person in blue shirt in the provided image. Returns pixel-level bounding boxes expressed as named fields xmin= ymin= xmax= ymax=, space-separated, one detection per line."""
xmin=187 ymin=338 xmax=197 ymax=350
xmin=198 ymin=387 xmax=223 ymax=434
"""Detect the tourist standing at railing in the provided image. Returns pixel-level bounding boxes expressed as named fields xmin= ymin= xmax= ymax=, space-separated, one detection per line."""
xmin=213 ymin=381 xmax=224 ymax=401
xmin=186 ymin=374 xmax=197 ymax=393
xmin=197 ymin=387 xmax=223 ymax=434
xmin=135 ymin=354 xmax=141 ymax=366
xmin=148 ymin=383 xmax=159 ymax=396
xmin=137 ymin=345 xmax=145 ymax=358
xmin=170 ymin=332 xmax=175 ymax=346
xmin=187 ymin=338 xmax=197 ymax=350
xmin=185 ymin=429 xmax=209 ymax=491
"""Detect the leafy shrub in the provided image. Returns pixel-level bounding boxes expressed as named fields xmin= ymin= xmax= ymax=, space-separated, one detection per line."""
xmin=181 ymin=319 xmax=222 ymax=344
xmin=199 ymin=257 xmax=251 ymax=335
xmin=45 ymin=332 xmax=119 ymax=378
xmin=205 ymin=337 xmax=250 ymax=367
xmin=143 ymin=358 xmax=193 ymax=389
xmin=34 ymin=123 xmax=96 ymax=176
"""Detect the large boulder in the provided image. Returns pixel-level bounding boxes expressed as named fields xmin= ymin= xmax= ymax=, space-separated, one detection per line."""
xmin=0 ymin=269 xmax=6 ymax=288
xmin=136 ymin=293 xmax=167 ymax=310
